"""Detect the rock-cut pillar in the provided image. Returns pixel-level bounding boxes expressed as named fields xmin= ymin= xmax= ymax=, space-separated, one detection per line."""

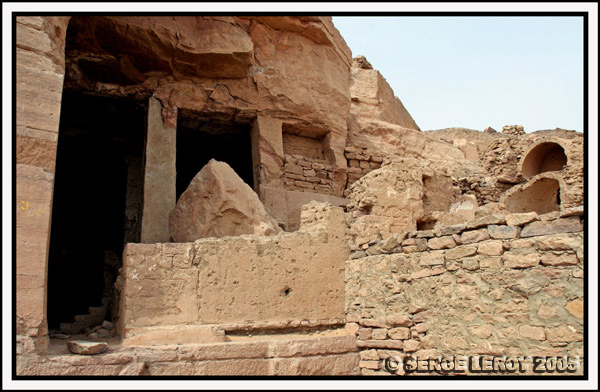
xmin=140 ymin=97 xmax=176 ymax=243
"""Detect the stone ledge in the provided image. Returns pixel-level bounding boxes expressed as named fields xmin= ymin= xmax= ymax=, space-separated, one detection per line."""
xmin=17 ymin=335 xmax=359 ymax=376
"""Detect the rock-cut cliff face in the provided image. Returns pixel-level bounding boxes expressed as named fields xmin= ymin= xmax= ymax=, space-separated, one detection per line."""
xmin=63 ymin=16 xmax=353 ymax=140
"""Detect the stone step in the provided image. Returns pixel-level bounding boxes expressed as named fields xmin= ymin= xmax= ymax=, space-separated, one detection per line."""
xmin=69 ymin=322 xmax=91 ymax=335
xmin=88 ymin=306 xmax=107 ymax=317
xmin=59 ymin=322 xmax=72 ymax=334
xmin=74 ymin=314 xmax=92 ymax=323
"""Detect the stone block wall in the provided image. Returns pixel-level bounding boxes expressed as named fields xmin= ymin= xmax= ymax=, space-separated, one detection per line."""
xmin=283 ymin=154 xmax=336 ymax=194
xmin=344 ymin=146 xmax=383 ymax=187
xmin=345 ymin=208 xmax=584 ymax=375
xmin=119 ymin=202 xmax=349 ymax=345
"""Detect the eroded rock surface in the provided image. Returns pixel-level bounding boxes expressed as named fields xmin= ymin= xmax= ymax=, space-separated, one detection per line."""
xmin=169 ymin=159 xmax=282 ymax=242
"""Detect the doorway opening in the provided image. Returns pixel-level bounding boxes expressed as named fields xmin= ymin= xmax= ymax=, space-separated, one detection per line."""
xmin=176 ymin=110 xmax=254 ymax=200
xmin=47 ymin=91 xmax=147 ymax=333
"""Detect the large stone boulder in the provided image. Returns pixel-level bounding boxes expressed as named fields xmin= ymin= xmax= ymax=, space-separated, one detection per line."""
xmin=169 ymin=159 xmax=282 ymax=242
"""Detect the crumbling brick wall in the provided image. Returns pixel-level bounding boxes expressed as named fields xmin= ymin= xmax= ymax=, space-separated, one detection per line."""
xmin=345 ymin=209 xmax=584 ymax=375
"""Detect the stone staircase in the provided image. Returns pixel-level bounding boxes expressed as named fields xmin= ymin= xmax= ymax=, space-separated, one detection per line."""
xmin=59 ymin=297 xmax=110 ymax=335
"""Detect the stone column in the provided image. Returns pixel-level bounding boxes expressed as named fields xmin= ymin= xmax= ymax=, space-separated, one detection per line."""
xmin=140 ymin=97 xmax=176 ymax=243
xmin=15 ymin=16 xmax=70 ymax=355
xmin=250 ymin=115 xmax=287 ymax=224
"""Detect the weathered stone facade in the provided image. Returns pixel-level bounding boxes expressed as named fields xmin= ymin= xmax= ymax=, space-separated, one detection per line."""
xmin=14 ymin=15 xmax=585 ymax=377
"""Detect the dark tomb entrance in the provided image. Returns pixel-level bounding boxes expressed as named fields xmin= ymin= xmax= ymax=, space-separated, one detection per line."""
xmin=47 ymin=92 xmax=146 ymax=333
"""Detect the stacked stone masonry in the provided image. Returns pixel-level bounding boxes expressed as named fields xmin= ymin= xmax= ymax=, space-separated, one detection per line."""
xmin=283 ymin=154 xmax=336 ymax=194
xmin=346 ymin=207 xmax=584 ymax=376
xmin=345 ymin=146 xmax=383 ymax=187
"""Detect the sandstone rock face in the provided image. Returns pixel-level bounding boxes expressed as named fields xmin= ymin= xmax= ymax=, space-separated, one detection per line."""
xmin=347 ymin=119 xmax=466 ymax=164
xmin=16 ymin=16 xmax=71 ymax=356
xmin=64 ymin=16 xmax=352 ymax=150
xmin=349 ymin=55 xmax=420 ymax=132
xmin=169 ymin=160 xmax=281 ymax=242
xmin=66 ymin=16 xmax=255 ymax=80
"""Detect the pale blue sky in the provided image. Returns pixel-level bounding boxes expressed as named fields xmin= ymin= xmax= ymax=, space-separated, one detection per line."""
xmin=333 ymin=16 xmax=584 ymax=133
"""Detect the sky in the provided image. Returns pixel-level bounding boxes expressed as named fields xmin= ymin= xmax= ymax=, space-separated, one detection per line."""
xmin=332 ymin=16 xmax=584 ymax=133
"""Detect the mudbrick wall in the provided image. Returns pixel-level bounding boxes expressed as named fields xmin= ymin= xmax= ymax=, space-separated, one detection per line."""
xmin=345 ymin=207 xmax=584 ymax=375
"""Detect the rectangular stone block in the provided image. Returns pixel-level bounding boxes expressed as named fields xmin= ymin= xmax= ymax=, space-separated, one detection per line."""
xmin=268 ymin=336 xmax=359 ymax=358
xmin=505 ymin=212 xmax=539 ymax=226
xmin=545 ymin=324 xmax=583 ymax=343
xmin=388 ymin=327 xmax=410 ymax=340
xmin=560 ymin=206 xmax=584 ymax=217
xmin=536 ymin=234 xmax=582 ymax=251
xmin=359 ymin=319 xmax=388 ymax=328
xmin=479 ymin=256 xmax=503 ymax=269
xmin=385 ymin=313 xmax=413 ymax=327
xmin=466 ymin=214 xmax=506 ymax=229
xmin=419 ymin=250 xmax=445 ymax=266
xmin=356 ymin=340 xmax=404 ymax=349
xmin=503 ymin=252 xmax=540 ymax=269
xmin=477 ymin=240 xmax=504 ymax=256
xmin=427 ymin=236 xmax=456 ymax=250
xmin=488 ymin=225 xmax=520 ymax=239
xmin=416 ymin=230 xmax=435 ymax=238
xmin=358 ymin=328 xmax=372 ymax=340
xmin=284 ymin=163 xmax=303 ymax=175
xmin=461 ymin=228 xmax=490 ymax=244
xmin=462 ymin=257 xmax=479 ymax=271
xmin=410 ymin=269 xmax=432 ymax=279
xmin=436 ymin=223 xmax=467 ymax=236
xmin=359 ymin=360 xmax=380 ymax=370
xmin=372 ymin=328 xmax=388 ymax=340
xmin=540 ymin=253 xmax=579 ymax=266
xmin=521 ymin=216 xmax=582 ymax=238
xmin=360 ymin=349 xmax=379 ymax=360
xmin=445 ymin=245 xmax=478 ymax=260
xmin=294 ymin=180 xmax=314 ymax=189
